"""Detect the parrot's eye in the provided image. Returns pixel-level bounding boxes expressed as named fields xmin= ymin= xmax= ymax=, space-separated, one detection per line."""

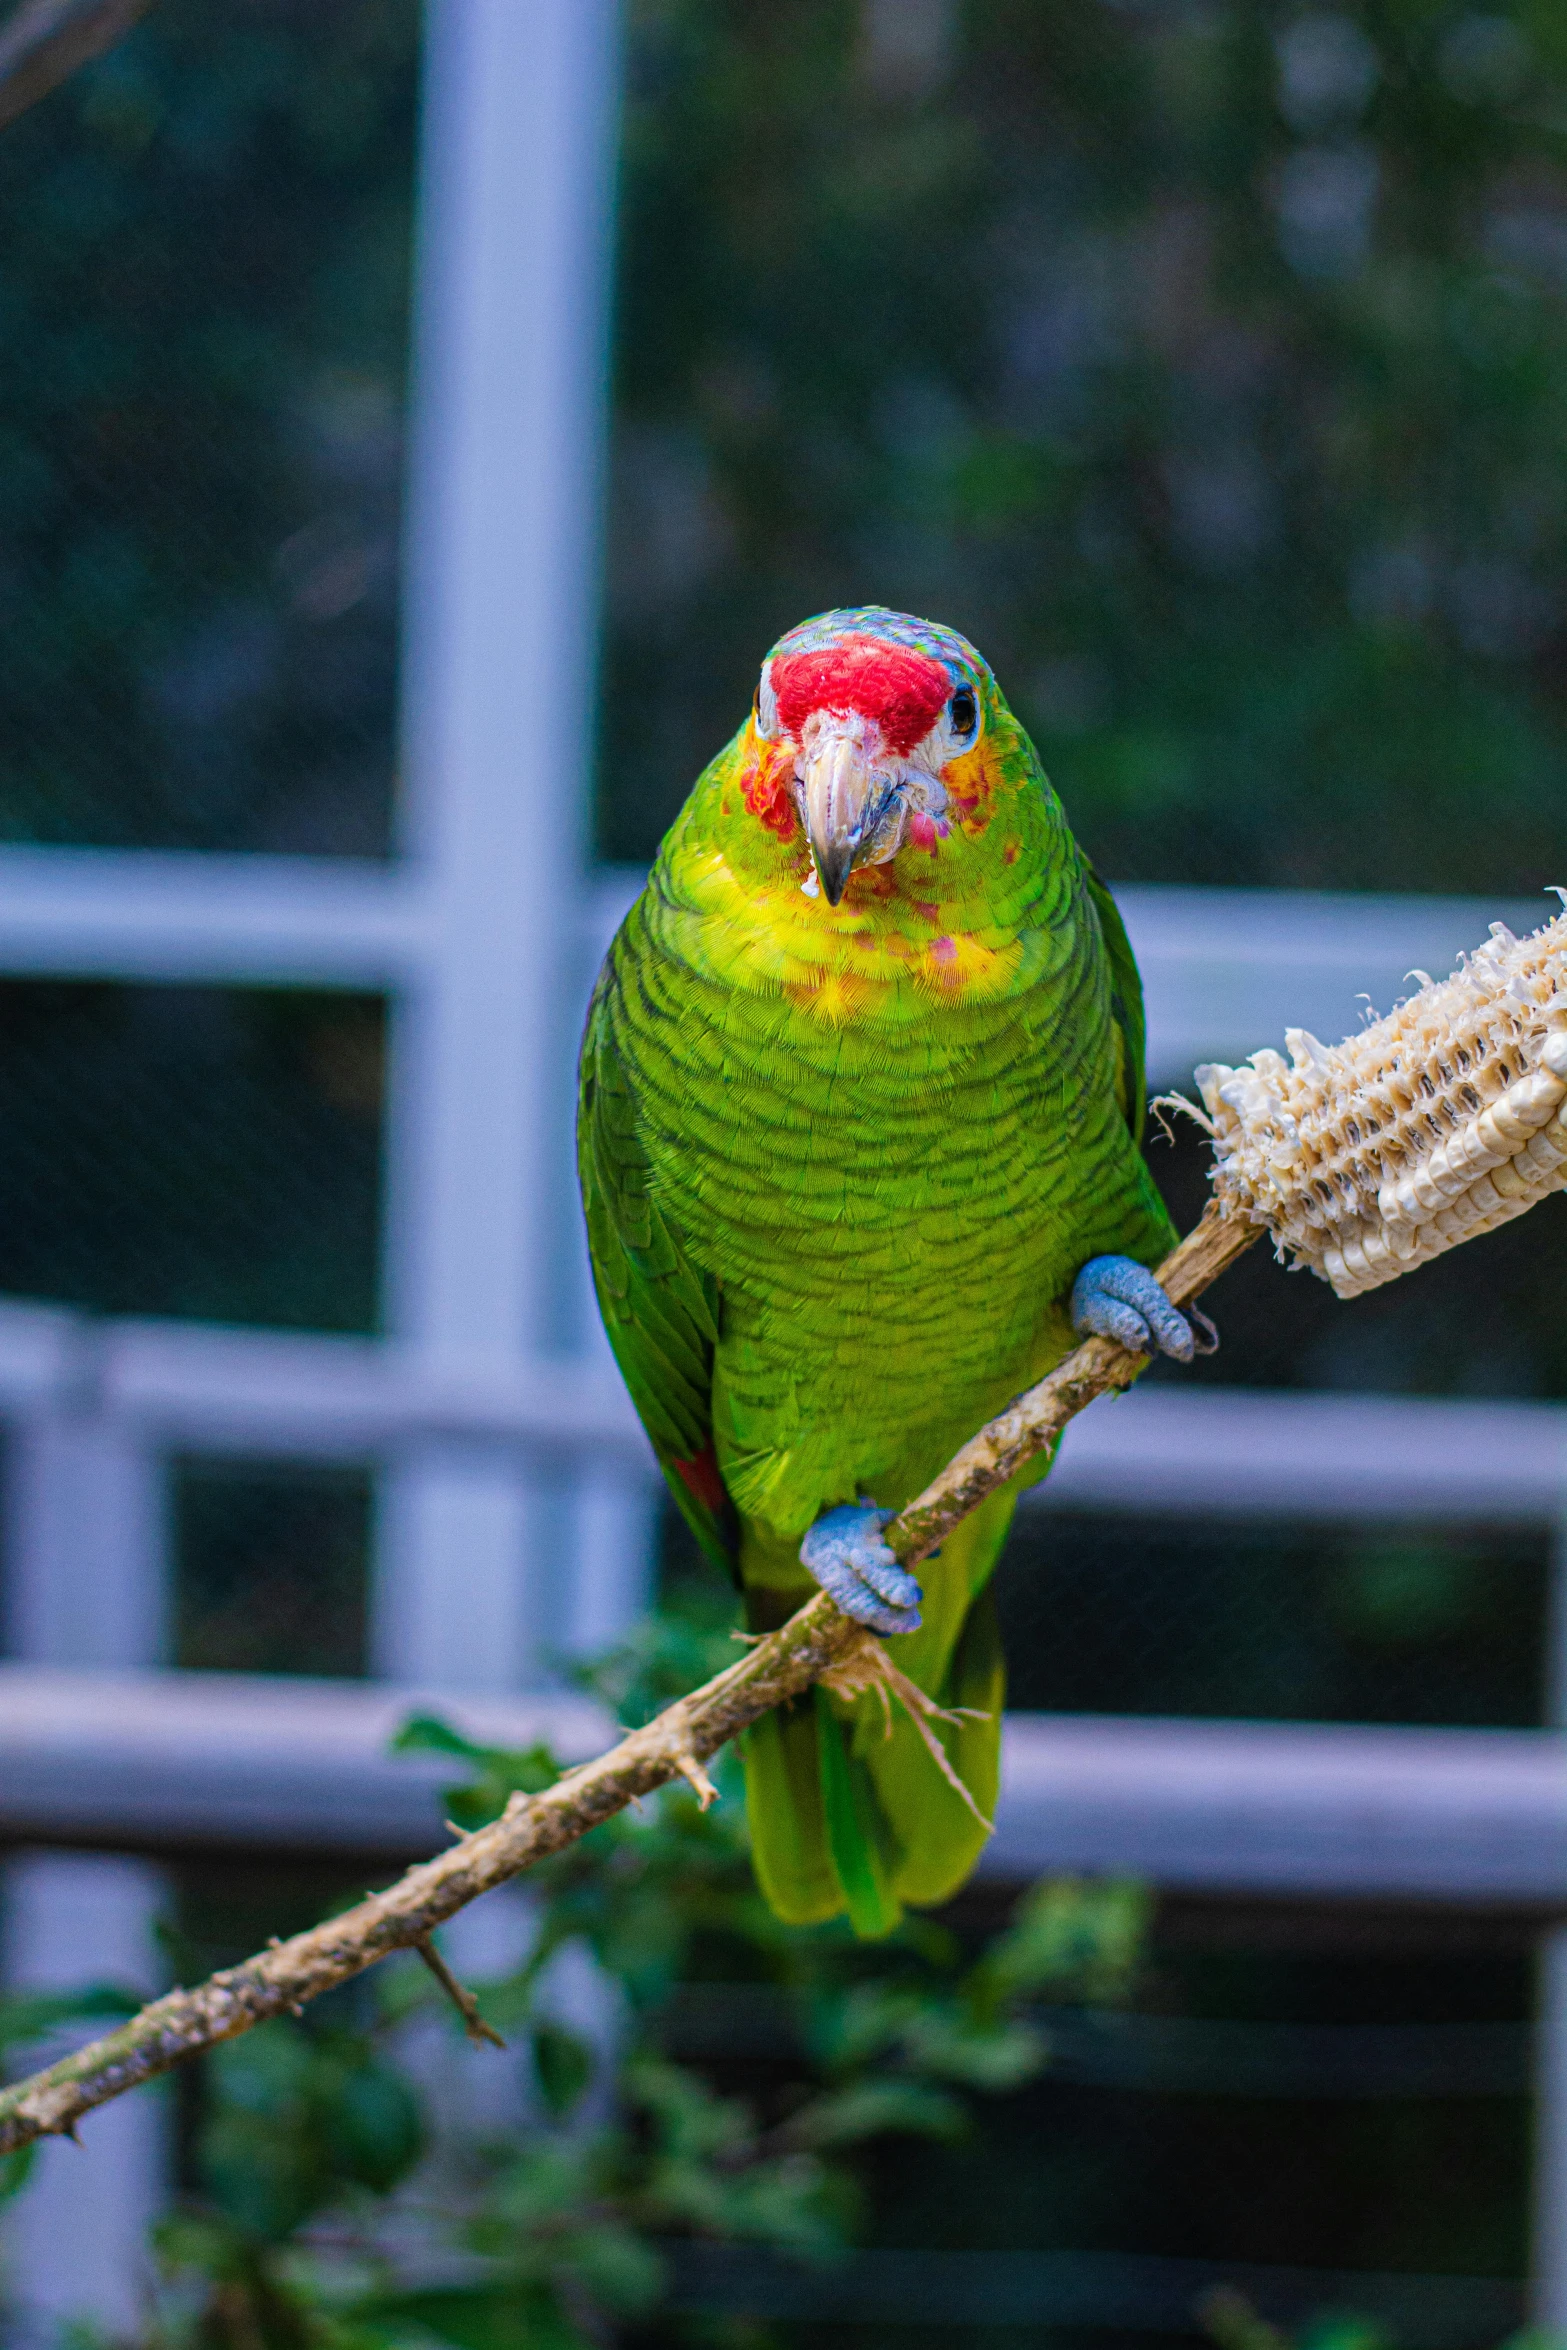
xmin=948 ymin=685 xmax=979 ymax=743
xmin=754 ymin=664 xmax=781 ymax=739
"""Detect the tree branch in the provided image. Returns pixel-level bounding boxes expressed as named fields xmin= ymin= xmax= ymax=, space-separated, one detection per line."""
xmin=0 ymin=0 xmax=155 ymax=133
xmin=0 ymin=1204 xmax=1255 ymax=2156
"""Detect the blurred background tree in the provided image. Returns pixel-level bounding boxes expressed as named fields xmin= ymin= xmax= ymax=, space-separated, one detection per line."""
xmin=600 ymin=0 xmax=1567 ymax=899
xmin=9 ymin=0 xmax=1563 ymax=899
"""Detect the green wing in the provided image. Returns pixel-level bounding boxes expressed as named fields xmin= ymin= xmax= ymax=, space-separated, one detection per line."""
xmin=1083 ymin=861 xmax=1150 ymax=1148
xmin=577 ymin=956 xmax=738 ymax=1579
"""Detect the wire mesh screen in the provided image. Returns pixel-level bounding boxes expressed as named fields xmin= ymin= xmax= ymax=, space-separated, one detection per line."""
xmin=0 ymin=980 xmax=383 ymax=1329
xmin=658 ymin=1498 xmax=1550 ymax=1731
xmin=0 ymin=985 xmax=383 ymax=1677
xmin=1149 ymin=1125 xmax=1567 ymax=1404
xmin=0 ymin=5 xmax=411 ymax=1693
xmin=995 ymin=1512 xmax=1548 ymax=1728
xmin=173 ymin=1455 xmax=370 ymax=1678
xmin=0 ymin=0 xmax=417 ymax=854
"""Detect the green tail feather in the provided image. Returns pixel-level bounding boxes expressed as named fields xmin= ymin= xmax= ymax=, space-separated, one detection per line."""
xmin=742 ymin=1699 xmax=841 ymax=1925
xmin=742 ymin=1497 xmax=1012 ymax=1936
xmin=815 ymin=1689 xmax=903 ymax=1938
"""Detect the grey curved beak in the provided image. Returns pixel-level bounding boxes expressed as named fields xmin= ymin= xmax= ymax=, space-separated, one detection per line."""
xmin=799 ymin=723 xmax=880 ymax=907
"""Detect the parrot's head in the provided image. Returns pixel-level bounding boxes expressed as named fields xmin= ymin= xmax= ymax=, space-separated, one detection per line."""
xmin=748 ymin=607 xmax=1002 ymax=907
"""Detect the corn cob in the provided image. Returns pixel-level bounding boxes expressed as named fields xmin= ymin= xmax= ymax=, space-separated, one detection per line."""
xmin=1192 ymin=903 xmax=1567 ymax=1299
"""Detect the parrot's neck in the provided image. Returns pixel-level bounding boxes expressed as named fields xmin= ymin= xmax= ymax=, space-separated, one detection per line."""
xmin=651 ymin=720 xmax=1079 ymax=1028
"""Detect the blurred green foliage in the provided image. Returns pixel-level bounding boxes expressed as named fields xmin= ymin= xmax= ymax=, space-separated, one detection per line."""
xmin=0 ymin=1982 xmax=141 ymax=2215
xmin=599 ymin=0 xmax=1567 ymax=896
xmin=0 ymin=1610 xmax=1535 ymax=2338
xmin=1199 ymin=2285 xmax=1393 ymax=2350
xmin=0 ymin=1610 xmax=1144 ymax=2349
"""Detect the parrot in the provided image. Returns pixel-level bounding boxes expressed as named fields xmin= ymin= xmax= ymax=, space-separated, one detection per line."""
xmin=577 ymin=606 xmax=1192 ymax=1936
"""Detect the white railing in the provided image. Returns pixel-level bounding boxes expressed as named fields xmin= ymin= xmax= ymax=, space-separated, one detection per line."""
xmin=2 ymin=1665 xmax=1565 ymax=1908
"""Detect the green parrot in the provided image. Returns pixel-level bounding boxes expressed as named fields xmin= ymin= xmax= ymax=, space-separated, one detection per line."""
xmin=578 ymin=607 xmax=1189 ymax=1935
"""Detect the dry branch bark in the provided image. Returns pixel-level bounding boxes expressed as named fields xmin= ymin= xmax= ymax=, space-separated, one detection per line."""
xmin=0 ymin=0 xmax=155 ymax=131
xmin=0 ymin=1203 xmax=1257 ymax=2158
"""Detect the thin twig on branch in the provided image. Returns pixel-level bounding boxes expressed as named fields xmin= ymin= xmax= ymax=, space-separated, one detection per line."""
xmin=0 ymin=1202 xmax=1256 ymax=2158
xmin=413 ymin=1935 xmax=507 ymax=2051
xmin=0 ymin=0 xmax=155 ymax=133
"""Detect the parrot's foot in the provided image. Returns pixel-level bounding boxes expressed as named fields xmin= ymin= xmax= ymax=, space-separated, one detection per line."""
xmin=800 ymin=1503 xmax=922 ymax=1636
xmin=1071 ymin=1255 xmax=1197 ymax=1362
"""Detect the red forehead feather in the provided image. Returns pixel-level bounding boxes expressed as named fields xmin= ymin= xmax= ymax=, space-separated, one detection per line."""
xmin=770 ymin=633 xmax=952 ymax=756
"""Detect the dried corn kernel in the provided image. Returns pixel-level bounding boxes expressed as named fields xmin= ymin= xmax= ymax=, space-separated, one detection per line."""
xmin=1192 ymin=907 xmax=1567 ymax=1298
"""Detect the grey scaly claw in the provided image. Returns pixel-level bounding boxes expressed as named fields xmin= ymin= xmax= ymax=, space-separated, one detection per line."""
xmin=1070 ymin=1254 xmax=1196 ymax=1363
xmin=800 ymin=1502 xmax=922 ymax=1635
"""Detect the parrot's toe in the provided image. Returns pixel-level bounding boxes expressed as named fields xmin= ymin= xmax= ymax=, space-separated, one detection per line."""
xmin=800 ymin=1503 xmax=922 ymax=1635
xmin=1070 ymin=1254 xmax=1195 ymax=1363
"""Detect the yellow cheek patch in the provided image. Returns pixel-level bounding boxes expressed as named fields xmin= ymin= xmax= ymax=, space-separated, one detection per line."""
xmin=942 ymin=739 xmax=1004 ymax=835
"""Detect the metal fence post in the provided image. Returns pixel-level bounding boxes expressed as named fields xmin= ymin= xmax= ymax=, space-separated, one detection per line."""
xmin=1 ymin=1854 xmax=167 ymax=2334
xmin=1 ymin=1313 xmax=170 ymax=2321
xmin=376 ymin=0 xmax=623 ymax=1689
xmin=5 ymin=1316 xmax=167 ymax=1670
xmin=562 ymin=1458 xmax=660 ymax=1660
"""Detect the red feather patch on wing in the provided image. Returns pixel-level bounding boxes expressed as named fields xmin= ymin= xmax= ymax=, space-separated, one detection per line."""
xmin=771 ymin=634 xmax=950 ymax=755
xmin=673 ymin=1446 xmax=729 ymax=1517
